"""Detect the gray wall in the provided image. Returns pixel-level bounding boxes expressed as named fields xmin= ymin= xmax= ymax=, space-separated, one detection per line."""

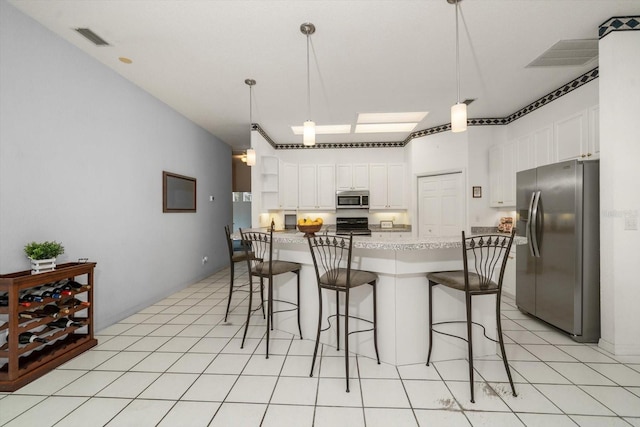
xmin=0 ymin=2 xmax=232 ymax=331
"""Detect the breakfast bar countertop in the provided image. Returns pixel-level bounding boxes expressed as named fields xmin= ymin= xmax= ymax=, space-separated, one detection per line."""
xmin=235 ymin=228 xmax=525 ymax=251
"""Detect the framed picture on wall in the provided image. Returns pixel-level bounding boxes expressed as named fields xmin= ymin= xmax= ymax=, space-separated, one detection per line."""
xmin=472 ymin=186 xmax=482 ymax=198
xmin=163 ymin=171 xmax=196 ymax=212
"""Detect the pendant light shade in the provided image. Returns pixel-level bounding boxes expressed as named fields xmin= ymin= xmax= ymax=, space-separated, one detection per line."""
xmin=245 ymin=148 xmax=256 ymax=166
xmin=303 ymin=120 xmax=316 ymax=146
xmin=449 ymin=0 xmax=467 ymax=133
xmin=301 ymin=23 xmax=316 ymax=146
xmin=451 ymin=103 xmax=467 ymax=133
xmin=245 ymin=78 xmax=256 ymax=166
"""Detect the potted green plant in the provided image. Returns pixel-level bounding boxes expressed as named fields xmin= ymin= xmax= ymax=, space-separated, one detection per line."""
xmin=24 ymin=241 xmax=65 ymax=274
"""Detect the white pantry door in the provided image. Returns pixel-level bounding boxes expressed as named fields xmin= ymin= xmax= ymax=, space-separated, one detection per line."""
xmin=418 ymin=172 xmax=464 ymax=237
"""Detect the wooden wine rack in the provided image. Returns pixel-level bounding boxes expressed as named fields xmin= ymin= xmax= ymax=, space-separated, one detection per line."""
xmin=0 ymin=262 xmax=97 ymax=391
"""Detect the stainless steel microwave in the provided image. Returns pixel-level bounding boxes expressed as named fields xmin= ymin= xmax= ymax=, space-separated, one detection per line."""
xmin=336 ymin=190 xmax=369 ymax=209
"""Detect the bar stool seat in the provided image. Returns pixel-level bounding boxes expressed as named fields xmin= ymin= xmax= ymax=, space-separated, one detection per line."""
xmin=426 ymin=271 xmax=499 ymax=292
xmin=318 ymin=268 xmax=378 ymax=289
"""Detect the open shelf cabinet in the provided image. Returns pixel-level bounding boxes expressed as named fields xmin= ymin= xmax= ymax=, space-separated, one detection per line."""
xmin=0 ymin=262 xmax=97 ymax=391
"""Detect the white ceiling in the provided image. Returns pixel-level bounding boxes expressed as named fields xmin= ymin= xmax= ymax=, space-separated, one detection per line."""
xmin=9 ymin=0 xmax=640 ymax=151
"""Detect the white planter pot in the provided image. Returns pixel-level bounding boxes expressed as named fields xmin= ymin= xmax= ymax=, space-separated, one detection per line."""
xmin=30 ymin=258 xmax=56 ymax=274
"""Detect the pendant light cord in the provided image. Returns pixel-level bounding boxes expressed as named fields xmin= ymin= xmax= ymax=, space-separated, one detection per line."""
xmin=455 ymin=0 xmax=460 ymax=105
xmin=306 ymin=33 xmax=311 ymax=121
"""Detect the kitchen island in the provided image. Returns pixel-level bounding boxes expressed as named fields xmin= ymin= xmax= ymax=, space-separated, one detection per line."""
xmin=236 ymin=230 xmax=521 ymax=366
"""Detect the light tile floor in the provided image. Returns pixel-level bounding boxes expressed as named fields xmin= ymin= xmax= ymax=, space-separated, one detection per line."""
xmin=2 ymin=266 xmax=640 ymax=426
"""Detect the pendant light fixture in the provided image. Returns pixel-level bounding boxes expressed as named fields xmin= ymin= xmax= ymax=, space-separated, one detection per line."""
xmin=300 ymin=22 xmax=316 ymax=146
xmin=449 ymin=0 xmax=467 ymax=133
xmin=245 ymin=78 xmax=256 ymax=166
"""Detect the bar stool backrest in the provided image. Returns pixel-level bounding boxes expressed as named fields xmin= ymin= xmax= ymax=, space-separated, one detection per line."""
xmin=239 ymin=229 xmax=272 ymax=275
xmin=462 ymin=229 xmax=515 ymax=292
xmin=307 ymin=234 xmax=353 ymax=289
xmin=224 ymin=225 xmax=235 ymax=260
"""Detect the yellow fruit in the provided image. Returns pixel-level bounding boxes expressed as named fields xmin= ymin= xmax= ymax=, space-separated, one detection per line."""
xmin=315 ymin=218 xmax=323 ymax=225
xmin=298 ymin=218 xmax=305 ymax=225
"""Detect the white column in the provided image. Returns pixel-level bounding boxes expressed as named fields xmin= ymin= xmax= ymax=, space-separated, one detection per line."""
xmin=599 ymin=26 xmax=640 ymax=355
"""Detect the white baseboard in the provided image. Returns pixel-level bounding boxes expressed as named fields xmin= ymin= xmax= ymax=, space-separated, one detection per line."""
xmin=599 ymin=337 xmax=640 ymax=356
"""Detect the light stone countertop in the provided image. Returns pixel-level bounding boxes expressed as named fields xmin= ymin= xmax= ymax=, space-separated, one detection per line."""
xmin=235 ymin=229 xmax=526 ymax=251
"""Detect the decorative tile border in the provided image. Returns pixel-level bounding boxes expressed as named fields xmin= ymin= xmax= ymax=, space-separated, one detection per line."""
xmin=599 ymin=16 xmax=640 ymax=39
xmin=503 ymin=67 xmax=599 ymax=124
xmin=252 ymin=123 xmax=277 ymax=148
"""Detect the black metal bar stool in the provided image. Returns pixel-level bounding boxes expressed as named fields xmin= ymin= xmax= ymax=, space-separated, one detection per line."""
xmin=307 ymin=233 xmax=380 ymax=392
xmin=223 ymin=225 xmax=259 ymax=322
xmin=239 ymin=228 xmax=302 ymax=358
xmin=426 ymin=229 xmax=516 ymax=403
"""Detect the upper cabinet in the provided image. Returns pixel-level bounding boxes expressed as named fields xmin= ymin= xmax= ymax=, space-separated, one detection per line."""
xmin=298 ymin=164 xmax=336 ymax=210
xmin=369 ymin=163 xmax=405 ymax=209
xmin=516 ymin=126 xmax=553 ymax=172
xmin=279 ymin=162 xmax=299 ymax=210
xmin=336 ymin=164 xmax=369 ymax=191
xmin=554 ymin=107 xmax=599 ymax=162
xmin=489 ymin=142 xmax=516 ymax=207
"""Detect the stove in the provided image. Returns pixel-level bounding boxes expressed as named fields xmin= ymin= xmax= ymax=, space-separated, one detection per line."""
xmin=336 ymin=217 xmax=371 ymax=236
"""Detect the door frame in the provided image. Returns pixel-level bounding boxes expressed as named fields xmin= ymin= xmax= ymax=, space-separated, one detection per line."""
xmin=415 ymin=168 xmax=468 ymax=237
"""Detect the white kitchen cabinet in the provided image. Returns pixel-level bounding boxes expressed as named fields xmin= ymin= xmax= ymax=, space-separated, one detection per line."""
xmin=516 ymin=135 xmax=533 ymax=172
xmin=279 ymin=162 xmax=299 ymax=210
xmin=369 ymin=163 xmax=405 ymax=209
xmin=554 ymin=107 xmax=599 ymax=162
xmin=533 ymin=126 xmax=553 ymax=168
xmin=489 ymin=142 xmax=516 ymax=207
xmin=515 ymin=126 xmax=553 ymax=172
xmin=336 ymin=164 xmax=369 ymax=190
xmin=298 ymin=164 xmax=336 ymax=210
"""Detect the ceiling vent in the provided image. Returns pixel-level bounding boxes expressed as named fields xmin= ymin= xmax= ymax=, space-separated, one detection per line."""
xmin=74 ymin=28 xmax=110 ymax=46
xmin=527 ymin=39 xmax=598 ymax=67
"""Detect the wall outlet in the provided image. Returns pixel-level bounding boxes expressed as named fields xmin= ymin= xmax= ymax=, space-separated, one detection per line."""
xmin=202 ymin=256 xmax=208 ymax=265
xmin=625 ymin=215 xmax=638 ymax=231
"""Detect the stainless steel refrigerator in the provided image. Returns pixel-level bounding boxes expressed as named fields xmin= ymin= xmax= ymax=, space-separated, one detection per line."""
xmin=516 ymin=159 xmax=600 ymax=342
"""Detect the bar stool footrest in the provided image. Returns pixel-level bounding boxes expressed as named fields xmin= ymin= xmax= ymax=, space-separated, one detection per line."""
xmin=432 ymin=320 xmax=499 ymax=344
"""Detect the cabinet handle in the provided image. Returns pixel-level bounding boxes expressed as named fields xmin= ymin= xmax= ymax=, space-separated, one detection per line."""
xmin=581 ymin=154 xmax=586 ymax=158
xmin=587 ymin=153 xmax=592 ymax=157
xmin=498 ymin=201 xmax=503 ymax=204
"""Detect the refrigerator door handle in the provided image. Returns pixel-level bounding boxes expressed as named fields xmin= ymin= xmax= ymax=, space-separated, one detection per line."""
xmin=527 ymin=192 xmax=536 ymax=257
xmin=530 ymin=191 xmax=541 ymax=257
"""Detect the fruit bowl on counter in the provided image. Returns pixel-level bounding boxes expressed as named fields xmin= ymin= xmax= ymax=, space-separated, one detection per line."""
xmin=297 ymin=218 xmax=323 ymax=237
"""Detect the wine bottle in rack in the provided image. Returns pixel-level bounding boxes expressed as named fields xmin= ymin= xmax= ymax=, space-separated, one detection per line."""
xmin=47 ymin=317 xmax=83 ymax=329
xmin=58 ymin=298 xmax=90 ymax=309
xmin=42 ymin=304 xmax=68 ymax=318
xmin=18 ymin=332 xmax=47 ymax=344
xmin=66 ymin=280 xmax=87 ymax=290
xmin=1 ymin=293 xmax=33 ymax=307
xmin=52 ymin=285 xmax=73 ymax=297
xmin=29 ymin=286 xmax=62 ymax=299
xmin=20 ymin=291 xmax=44 ymax=303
